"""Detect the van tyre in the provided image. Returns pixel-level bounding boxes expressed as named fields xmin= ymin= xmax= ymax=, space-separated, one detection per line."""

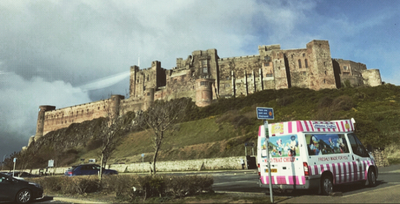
xmin=321 ymin=175 xmax=333 ymax=195
xmin=16 ymin=189 xmax=31 ymax=204
xmin=367 ymin=169 xmax=377 ymax=187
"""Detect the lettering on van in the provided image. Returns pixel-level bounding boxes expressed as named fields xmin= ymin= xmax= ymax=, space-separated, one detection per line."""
xmin=263 ymin=157 xmax=297 ymax=163
xmin=312 ymin=122 xmax=337 ymax=130
xmin=318 ymin=156 xmax=349 ymax=161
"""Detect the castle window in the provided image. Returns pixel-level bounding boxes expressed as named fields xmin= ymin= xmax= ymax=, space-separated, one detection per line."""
xmin=305 ymin=59 xmax=308 ymax=68
xmin=298 ymin=60 xmax=302 ymax=68
xmin=303 ymin=53 xmax=305 ymax=57
xmin=343 ymin=66 xmax=348 ymax=70
xmin=323 ymin=79 xmax=326 ymax=84
xmin=143 ymin=86 xmax=146 ymax=91
xmin=226 ymin=76 xmax=229 ymax=80
xmin=264 ymin=62 xmax=270 ymax=66
xmin=147 ymin=92 xmax=150 ymax=96
xmin=201 ymin=60 xmax=208 ymax=73
xmin=225 ymin=84 xmax=230 ymax=88
xmin=266 ymin=74 xmax=273 ymax=77
xmin=200 ymin=81 xmax=206 ymax=86
xmin=324 ymin=62 xmax=326 ymax=66
xmin=325 ymin=71 xmax=327 ymax=75
xmin=147 ymin=76 xmax=149 ymax=81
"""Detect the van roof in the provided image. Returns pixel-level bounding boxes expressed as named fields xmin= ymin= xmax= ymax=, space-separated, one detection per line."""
xmin=259 ymin=119 xmax=355 ymax=137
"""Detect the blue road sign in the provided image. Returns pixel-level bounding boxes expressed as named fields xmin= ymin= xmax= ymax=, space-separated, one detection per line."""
xmin=256 ymin=107 xmax=274 ymax=120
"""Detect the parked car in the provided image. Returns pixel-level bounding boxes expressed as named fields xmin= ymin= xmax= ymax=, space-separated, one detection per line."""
xmin=64 ymin=164 xmax=118 ymax=176
xmin=0 ymin=172 xmax=43 ymax=203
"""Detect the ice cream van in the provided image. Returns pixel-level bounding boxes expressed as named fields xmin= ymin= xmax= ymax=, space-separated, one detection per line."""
xmin=257 ymin=118 xmax=378 ymax=195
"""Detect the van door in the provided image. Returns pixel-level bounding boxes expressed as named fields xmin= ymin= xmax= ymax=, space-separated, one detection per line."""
xmin=347 ymin=133 xmax=370 ymax=182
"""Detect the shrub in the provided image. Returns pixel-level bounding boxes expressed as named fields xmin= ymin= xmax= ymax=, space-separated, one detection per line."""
xmin=313 ymin=108 xmax=335 ymax=121
xmin=276 ymin=95 xmax=293 ymax=107
xmin=215 ymin=110 xmax=238 ymax=124
xmin=61 ymin=177 xmax=101 ymax=194
xmin=86 ymin=138 xmax=103 ymax=151
xmin=332 ymin=95 xmax=354 ymax=111
xmin=232 ymin=115 xmax=253 ymax=129
xmin=317 ymin=96 xmax=333 ymax=109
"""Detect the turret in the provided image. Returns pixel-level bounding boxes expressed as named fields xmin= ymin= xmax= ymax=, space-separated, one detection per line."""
xmin=109 ymin=95 xmax=125 ymax=121
xmin=35 ymin=105 xmax=56 ymax=141
xmin=195 ymin=78 xmax=215 ymax=107
xmin=144 ymin=88 xmax=155 ymax=110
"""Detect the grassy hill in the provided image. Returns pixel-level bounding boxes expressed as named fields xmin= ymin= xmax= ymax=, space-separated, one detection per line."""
xmin=15 ymin=84 xmax=400 ymax=169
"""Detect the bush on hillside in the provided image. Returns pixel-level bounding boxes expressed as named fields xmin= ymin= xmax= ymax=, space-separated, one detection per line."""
xmin=317 ymin=96 xmax=333 ymax=109
xmin=276 ymin=95 xmax=294 ymax=107
xmin=332 ymin=95 xmax=354 ymax=111
xmin=232 ymin=115 xmax=253 ymax=129
xmin=86 ymin=138 xmax=103 ymax=151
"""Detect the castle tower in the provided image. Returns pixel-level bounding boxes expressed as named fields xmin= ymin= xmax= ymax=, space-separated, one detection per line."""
xmin=144 ymin=88 xmax=155 ymax=110
xmin=195 ymin=78 xmax=215 ymax=107
xmin=362 ymin=69 xmax=382 ymax=87
xmin=306 ymin=40 xmax=336 ymax=90
xmin=130 ymin=65 xmax=139 ymax=98
xmin=35 ymin=105 xmax=56 ymax=141
xmin=109 ymin=95 xmax=125 ymax=121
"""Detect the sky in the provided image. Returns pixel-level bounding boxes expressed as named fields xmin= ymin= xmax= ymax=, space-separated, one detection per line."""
xmin=1 ymin=0 xmax=399 ymax=162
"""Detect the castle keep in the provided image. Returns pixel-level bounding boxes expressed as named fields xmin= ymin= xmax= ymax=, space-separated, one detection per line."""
xmin=32 ymin=40 xmax=382 ymax=143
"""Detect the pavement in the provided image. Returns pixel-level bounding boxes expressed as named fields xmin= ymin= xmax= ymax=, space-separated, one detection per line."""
xmin=278 ymin=164 xmax=400 ymax=203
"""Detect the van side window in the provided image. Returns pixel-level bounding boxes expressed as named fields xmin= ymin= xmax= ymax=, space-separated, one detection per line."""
xmin=306 ymin=134 xmax=349 ymax=156
xmin=347 ymin=134 xmax=368 ymax=157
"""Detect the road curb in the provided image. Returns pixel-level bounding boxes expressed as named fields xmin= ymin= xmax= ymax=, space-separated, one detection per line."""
xmin=52 ymin=196 xmax=108 ymax=204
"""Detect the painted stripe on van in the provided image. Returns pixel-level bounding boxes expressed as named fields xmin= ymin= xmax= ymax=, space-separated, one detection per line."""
xmin=269 ymin=119 xmax=355 ymax=136
xmin=307 ymin=161 xmax=375 ymax=184
xmin=261 ymin=175 xmax=306 ymax=185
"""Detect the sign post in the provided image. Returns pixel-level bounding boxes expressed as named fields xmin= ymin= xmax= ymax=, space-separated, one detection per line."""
xmin=256 ymin=107 xmax=274 ymax=203
xmin=12 ymin=158 xmax=17 ymax=177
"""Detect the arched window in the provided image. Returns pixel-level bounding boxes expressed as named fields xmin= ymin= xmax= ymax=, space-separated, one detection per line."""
xmin=305 ymin=59 xmax=308 ymax=68
xmin=298 ymin=59 xmax=302 ymax=68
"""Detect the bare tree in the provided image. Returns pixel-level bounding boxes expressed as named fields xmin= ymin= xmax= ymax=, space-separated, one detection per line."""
xmin=98 ymin=111 xmax=135 ymax=181
xmin=138 ymin=98 xmax=190 ymax=175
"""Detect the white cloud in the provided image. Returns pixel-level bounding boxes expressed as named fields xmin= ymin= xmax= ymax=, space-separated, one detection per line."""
xmin=0 ymin=0 xmax=399 ymax=158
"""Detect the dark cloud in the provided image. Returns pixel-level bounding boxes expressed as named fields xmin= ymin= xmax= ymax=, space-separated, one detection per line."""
xmin=0 ymin=0 xmax=399 ymax=159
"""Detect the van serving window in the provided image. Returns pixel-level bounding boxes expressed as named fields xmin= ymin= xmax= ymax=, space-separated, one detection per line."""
xmin=305 ymin=134 xmax=349 ymax=156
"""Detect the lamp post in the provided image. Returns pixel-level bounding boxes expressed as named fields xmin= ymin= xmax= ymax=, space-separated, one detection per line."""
xmin=1 ymin=154 xmax=6 ymax=171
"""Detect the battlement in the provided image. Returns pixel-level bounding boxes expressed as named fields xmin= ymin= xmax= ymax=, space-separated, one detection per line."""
xmin=33 ymin=39 xmax=382 ymax=144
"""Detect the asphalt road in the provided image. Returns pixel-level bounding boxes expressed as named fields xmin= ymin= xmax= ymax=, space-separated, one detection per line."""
xmin=211 ymin=164 xmax=400 ymax=203
xmin=13 ymin=164 xmax=399 ymax=204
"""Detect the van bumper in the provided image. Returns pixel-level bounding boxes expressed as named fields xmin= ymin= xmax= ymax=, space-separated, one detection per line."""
xmin=258 ymin=176 xmax=319 ymax=190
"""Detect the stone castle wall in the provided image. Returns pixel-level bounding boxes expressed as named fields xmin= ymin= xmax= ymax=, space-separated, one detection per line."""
xmin=33 ymin=39 xmax=383 ymax=143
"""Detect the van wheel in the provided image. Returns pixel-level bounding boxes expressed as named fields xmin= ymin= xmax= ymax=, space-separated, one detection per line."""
xmin=367 ymin=169 xmax=377 ymax=187
xmin=16 ymin=189 xmax=31 ymax=204
xmin=321 ymin=175 xmax=333 ymax=195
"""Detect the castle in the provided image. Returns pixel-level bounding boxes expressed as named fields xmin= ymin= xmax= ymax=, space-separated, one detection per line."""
xmin=31 ymin=39 xmax=382 ymax=145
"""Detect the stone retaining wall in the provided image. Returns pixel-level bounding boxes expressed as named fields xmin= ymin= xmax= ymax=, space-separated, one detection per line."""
xmin=23 ymin=156 xmax=248 ymax=175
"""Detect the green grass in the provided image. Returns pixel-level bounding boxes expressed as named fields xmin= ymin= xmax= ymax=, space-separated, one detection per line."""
xmin=20 ymin=84 xmax=400 ymax=168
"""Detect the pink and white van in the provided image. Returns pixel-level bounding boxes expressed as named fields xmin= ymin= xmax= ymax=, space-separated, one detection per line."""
xmin=257 ymin=118 xmax=378 ymax=195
